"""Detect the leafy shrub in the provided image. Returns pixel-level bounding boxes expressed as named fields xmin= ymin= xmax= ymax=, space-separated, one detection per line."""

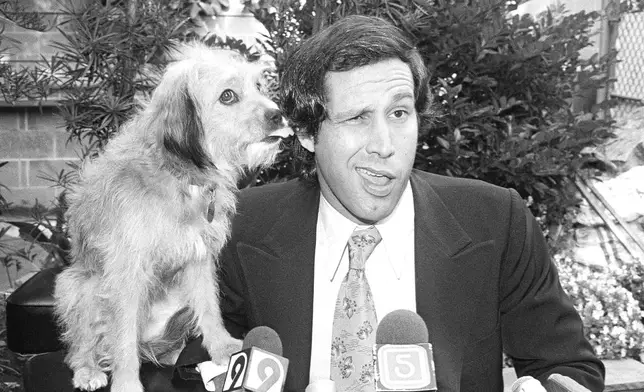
xmin=615 ymin=262 xmax=644 ymax=314
xmin=556 ymin=254 xmax=644 ymax=360
xmin=407 ymin=1 xmax=615 ymax=226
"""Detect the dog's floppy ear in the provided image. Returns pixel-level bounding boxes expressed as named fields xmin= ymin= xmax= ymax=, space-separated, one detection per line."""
xmin=160 ymin=85 xmax=215 ymax=172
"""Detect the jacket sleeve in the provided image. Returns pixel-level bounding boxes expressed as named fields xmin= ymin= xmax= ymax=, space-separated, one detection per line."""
xmin=499 ymin=189 xmax=605 ymax=391
xmin=219 ymin=240 xmax=251 ymax=340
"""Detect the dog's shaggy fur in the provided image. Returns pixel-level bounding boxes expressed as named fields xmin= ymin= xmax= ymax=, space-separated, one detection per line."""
xmin=53 ymin=43 xmax=289 ymax=392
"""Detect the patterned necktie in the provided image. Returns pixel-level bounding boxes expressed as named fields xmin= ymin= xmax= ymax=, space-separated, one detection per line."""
xmin=330 ymin=226 xmax=382 ymax=392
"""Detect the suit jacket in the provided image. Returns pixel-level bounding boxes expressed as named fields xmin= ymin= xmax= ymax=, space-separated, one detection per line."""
xmin=180 ymin=169 xmax=604 ymax=392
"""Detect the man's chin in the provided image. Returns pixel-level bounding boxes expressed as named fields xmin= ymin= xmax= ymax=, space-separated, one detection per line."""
xmin=349 ymin=201 xmax=398 ymax=225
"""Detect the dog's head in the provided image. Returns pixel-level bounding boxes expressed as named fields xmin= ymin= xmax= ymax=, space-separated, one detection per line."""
xmin=148 ymin=43 xmax=292 ymax=185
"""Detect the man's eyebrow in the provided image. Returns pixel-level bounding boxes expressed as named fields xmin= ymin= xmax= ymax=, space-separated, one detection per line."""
xmin=391 ymin=91 xmax=415 ymax=102
xmin=332 ymin=105 xmax=373 ymax=120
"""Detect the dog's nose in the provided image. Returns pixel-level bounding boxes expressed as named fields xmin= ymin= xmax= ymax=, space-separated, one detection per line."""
xmin=265 ymin=108 xmax=284 ymax=128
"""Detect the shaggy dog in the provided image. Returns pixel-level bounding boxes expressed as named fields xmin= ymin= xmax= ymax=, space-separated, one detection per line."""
xmin=53 ymin=43 xmax=291 ymax=392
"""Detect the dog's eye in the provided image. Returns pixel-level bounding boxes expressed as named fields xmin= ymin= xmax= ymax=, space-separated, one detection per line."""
xmin=219 ymin=89 xmax=239 ymax=105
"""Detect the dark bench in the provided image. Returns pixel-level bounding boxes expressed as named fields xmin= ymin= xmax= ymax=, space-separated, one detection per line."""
xmin=5 ymin=268 xmax=199 ymax=392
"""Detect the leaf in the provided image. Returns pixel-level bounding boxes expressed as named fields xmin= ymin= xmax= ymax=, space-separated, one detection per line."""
xmin=436 ymin=136 xmax=450 ymax=150
xmin=510 ymin=63 xmax=522 ymax=71
xmin=453 ymin=128 xmax=462 ymax=142
xmin=468 ymin=105 xmax=494 ymax=118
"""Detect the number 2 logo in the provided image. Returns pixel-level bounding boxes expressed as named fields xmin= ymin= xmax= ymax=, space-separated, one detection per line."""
xmin=223 ymin=352 xmax=248 ymax=392
xmin=245 ymin=349 xmax=285 ymax=392
xmin=255 ymin=357 xmax=281 ymax=392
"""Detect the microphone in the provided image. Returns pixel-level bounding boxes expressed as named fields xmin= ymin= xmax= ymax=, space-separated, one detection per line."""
xmin=510 ymin=376 xmax=547 ymax=392
xmin=373 ymin=309 xmax=437 ymax=391
xmin=221 ymin=326 xmax=289 ymax=392
xmin=543 ymin=374 xmax=591 ymax=392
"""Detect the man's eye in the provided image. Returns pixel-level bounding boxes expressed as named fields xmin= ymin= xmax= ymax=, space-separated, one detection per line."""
xmin=345 ymin=114 xmax=364 ymax=123
xmin=219 ymin=89 xmax=239 ymax=105
xmin=392 ymin=109 xmax=408 ymax=118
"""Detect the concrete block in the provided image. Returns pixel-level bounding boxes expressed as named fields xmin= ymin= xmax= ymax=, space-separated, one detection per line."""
xmin=39 ymin=30 xmax=66 ymax=57
xmin=0 ymin=31 xmax=41 ymax=61
xmin=25 ymin=159 xmax=71 ymax=187
xmin=0 ymin=108 xmax=23 ymax=131
xmin=0 ymin=160 xmax=21 ymax=188
xmin=2 ymin=186 xmax=57 ymax=208
xmin=53 ymin=131 xmax=83 ymax=159
xmin=0 ymin=129 xmax=53 ymax=159
xmin=26 ymin=107 xmax=62 ymax=132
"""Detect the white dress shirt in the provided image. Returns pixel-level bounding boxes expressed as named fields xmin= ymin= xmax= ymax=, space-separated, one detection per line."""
xmin=309 ymin=181 xmax=417 ymax=383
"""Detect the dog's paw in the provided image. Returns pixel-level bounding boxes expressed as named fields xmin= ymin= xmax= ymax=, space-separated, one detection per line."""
xmin=208 ymin=338 xmax=243 ymax=365
xmin=72 ymin=367 xmax=108 ymax=391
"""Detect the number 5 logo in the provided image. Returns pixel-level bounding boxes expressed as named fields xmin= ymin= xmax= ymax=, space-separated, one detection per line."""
xmin=377 ymin=344 xmax=433 ymax=390
xmin=393 ymin=353 xmax=416 ymax=379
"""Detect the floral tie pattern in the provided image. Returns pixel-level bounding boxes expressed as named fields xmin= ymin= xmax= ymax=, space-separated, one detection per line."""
xmin=331 ymin=226 xmax=382 ymax=392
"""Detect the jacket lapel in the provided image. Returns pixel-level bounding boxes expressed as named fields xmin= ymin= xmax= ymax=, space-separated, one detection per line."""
xmin=236 ymin=180 xmax=319 ymax=392
xmin=410 ymin=170 xmax=473 ymax=392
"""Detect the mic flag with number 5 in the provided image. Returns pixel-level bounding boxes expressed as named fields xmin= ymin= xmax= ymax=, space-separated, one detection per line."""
xmin=222 ymin=326 xmax=289 ymax=392
xmin=373 ymin=310 xmax=437 ymax=392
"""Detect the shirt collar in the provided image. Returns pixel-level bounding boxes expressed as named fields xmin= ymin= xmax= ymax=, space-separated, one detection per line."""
xmin=318 ymin=180 xmax=414 ymax=281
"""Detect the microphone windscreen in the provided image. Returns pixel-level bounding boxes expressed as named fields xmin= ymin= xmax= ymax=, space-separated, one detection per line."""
xmin=242 ymin=326 xmax=284 ymax=356
xmin=375 ymin=309 xmax=429 ymax=344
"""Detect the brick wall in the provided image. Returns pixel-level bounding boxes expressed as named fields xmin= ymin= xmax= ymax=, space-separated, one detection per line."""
xmin=1 ymin=5 xmax=82 ymax=209
xmin=0 ymin=106 xmax=81 ymax=208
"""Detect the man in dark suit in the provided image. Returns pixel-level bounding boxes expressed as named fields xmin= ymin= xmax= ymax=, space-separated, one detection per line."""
xmin=214 ymin=14 xmax=604 ymax=392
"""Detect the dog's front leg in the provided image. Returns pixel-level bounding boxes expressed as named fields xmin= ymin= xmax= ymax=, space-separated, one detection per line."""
xmin=183 ymin=259 xmax=242 ymax=365
xmin=107 ymin=273 xmax=147 ymax=392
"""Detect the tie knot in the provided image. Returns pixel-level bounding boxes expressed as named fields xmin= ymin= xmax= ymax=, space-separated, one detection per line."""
xmin=348 ymin=226 xmax=382 ymax=270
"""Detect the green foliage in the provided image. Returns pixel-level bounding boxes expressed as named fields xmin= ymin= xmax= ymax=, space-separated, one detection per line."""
xmin=557 ymin=254 xmax=644 ymax=360
xmin=615 ymin=262 xmax=644 ymax=314
xmin=412 ymin=3 xmax=615 ymax=225
xmin=44 ymin=1 xmax=193 ymax=152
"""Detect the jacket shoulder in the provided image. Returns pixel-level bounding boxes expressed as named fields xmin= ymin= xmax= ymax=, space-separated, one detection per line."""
xmin=411 ymin=170 xmax=526 ymax=245
xmin=231 ymin=178 xmax=313 ymax=238
xmin=412 ymin=169 xmax=516 ymax=209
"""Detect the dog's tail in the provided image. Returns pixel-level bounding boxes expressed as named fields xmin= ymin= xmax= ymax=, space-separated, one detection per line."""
xmin=54 ymin=267 xmax=113 ymax=372
xmin=140 ymin=306 xmax=197 ymax=366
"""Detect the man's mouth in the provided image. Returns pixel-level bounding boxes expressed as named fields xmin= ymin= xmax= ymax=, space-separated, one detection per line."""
xmin=356 ymin=167 xmax=395 ymax=195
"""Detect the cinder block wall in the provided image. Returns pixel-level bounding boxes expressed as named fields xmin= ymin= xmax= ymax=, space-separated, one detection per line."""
xmin=0 ymin=106 xmax=80 ymax=208
xmin=0 ymin=16 xmax=82 ymax=209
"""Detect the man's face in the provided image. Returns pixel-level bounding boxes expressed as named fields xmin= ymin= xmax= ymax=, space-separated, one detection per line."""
xmin=298 ymin=59 xmax=418 ymax=224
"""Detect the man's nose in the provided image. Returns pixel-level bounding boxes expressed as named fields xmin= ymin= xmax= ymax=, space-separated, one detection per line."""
xmin=366 ymin=118 xmax=395 ymax=158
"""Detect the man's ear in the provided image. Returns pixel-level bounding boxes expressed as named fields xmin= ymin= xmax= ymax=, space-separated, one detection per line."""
xmin=297 ymin=133 xmax=315 ymax=152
